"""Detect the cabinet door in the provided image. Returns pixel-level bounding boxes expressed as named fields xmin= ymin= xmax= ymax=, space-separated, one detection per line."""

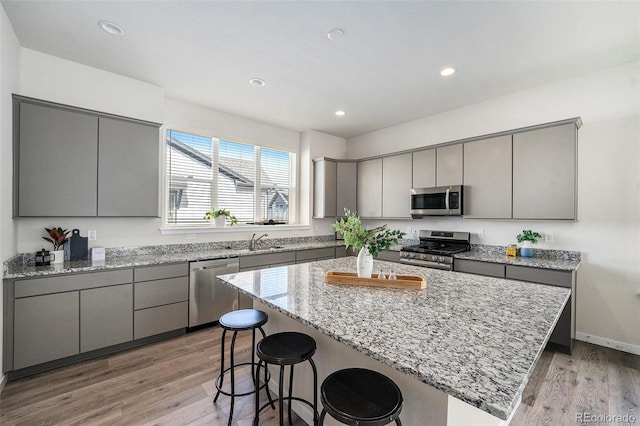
xmin=14 ymin=292 xmax=80 ymax=369
xmin=98 ymin=117 xmax=160 ymax=216
xmin=463 ymin=135 xmax=512 ymax=218
xmin=17 ymin=101 xmax=98 ymax=216
xmin=436 ymin=144 xmax=463 ymax=186
xmin=313 ymin=159 xmax=337 ymax=218
xmin=412 ymin=149 xmax=436 ymax=188
xmin=336 ymin=162 xmax=357 ymax=216
xmin=382 ymin=153 xmax=412 ymax=218
xmin=357 ymin=158 xmax=382 ymax=217
xmin=513 ymin=123 xmax=577 ymax=219
xmin=81 ymin=284 xmax=133 ymax=352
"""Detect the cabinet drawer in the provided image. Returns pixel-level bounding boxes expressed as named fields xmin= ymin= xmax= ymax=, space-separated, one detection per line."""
xmin=239 ymin=252 xmax=296 ymax=269
xmin=376 ymin=250 xmax=401 ymax=263
xmin=134 ymin=263 xmax=188 ymax=282
xmin=15 ymin=269 xmax=133 ymax=298
xmin=134 ymin=302 xmax=188 ymax=339
xmin=506 ymin=265 xmax=572 ymax=288
xmin=296 ymin=247 xmax=335 ymax=262
xmin=454 ymin=259 xmax=505 ymax=278
xmin=134 ymin=277 xmax=188 ymax=310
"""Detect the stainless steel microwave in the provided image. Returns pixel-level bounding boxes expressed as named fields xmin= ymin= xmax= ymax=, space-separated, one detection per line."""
xmin=410 ymin=185 xmax=463 ymax=217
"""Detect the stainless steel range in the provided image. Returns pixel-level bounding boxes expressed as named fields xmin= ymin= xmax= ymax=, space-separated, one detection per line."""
xmin=400 ymin=230 xmax=470 ymax=270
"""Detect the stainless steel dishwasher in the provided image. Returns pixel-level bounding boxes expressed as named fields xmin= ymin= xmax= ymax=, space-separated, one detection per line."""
xmin=188 ymin=257 xmax=240 ymax=328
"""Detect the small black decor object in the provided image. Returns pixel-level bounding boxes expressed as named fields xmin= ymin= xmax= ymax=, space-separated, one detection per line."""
xmin=35 ymin=248 xmax=52 ymax=266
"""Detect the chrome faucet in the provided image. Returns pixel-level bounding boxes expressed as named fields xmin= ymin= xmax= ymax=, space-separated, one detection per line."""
xmin=249 ymin=233 xmax=268 ymax=251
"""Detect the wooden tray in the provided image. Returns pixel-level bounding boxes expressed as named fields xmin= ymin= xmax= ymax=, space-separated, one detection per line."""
xmin=324 ymin=271 xmax=426 ymax=289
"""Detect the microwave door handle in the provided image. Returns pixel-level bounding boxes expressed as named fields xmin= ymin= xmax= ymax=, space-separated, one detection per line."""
xmin=445 ymin=188 xmax=450 ymax=212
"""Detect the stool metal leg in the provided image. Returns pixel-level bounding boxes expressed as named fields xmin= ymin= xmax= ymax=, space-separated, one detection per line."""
xmin=227 ymin=330 xmax=239 ymax=426
xmin=213 ymin=328 xmax=227 ymax=402
xmin=309 ymin=358 xmax=318 ymax=426
xmin=288 ymin=364 xmax=294 ymax=425
xmin=278 ymin=365 xmax=286 ymax=426
xmin=318 ymin=409 xmax=327 ymax=425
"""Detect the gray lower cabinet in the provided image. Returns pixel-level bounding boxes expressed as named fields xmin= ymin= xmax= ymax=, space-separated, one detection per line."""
xmin=335 ymin=246 xmax=357 ymax=258
xmin=295 ymin=247 xmax=335 ymax=263
xmin=463 ymin=135 xmax=513 ymax=219
xmin=436 ymin=144 xmax=463 ymax=186
xmin=16 ymin=100 xmax=98 ymax=216
xmin=80 ymin=284 xmax=133 ymax=352
xmin=239 ymin=251 xmax=297 ymax=271
xmin=453 ymin=259 xmax=505 ymax=278
xmin=98 ymin=117 xmax=160 ymax=217
xmin=512 ymin=122 xmax=577 ymax=219
xmin=357 ymin=158 xmax=383 ymax=218
xmin=376 ymin=250 xmax=401 ymax=263
xmin=382 ymin=153 xmax=412 ymax=218
xmin=133 ymin=263 xmax=189 ymax=339
xmin=13 ymin=292 xmax=80 ymax=370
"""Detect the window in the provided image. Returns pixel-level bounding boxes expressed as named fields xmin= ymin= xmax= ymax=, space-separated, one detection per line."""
xmin=165 ymin=129 xmax=296 ymax=226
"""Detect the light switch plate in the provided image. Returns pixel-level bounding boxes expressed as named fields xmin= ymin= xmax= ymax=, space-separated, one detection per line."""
xmin=544 ymin=232 xmax=554 ymax=243
xmin=88 ymin=230 xmax=97 ymax=241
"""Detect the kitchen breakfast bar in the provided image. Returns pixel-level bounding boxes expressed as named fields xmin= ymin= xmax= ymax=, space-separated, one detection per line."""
xmin=217 ymin=257 xmax=570 ymax=426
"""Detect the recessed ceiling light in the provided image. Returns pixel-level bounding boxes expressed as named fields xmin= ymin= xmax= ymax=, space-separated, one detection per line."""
xmin=98 ymin=20 xmax=124 ymax=36
xmin=335 ymin=110 xmax=346 ymax=116
xmin=440 ymin=67 xmax=456 ymax=77
xmin=327 ymin=28 xmax=344 ymax=41
xmin=249 ymin=78 xmax=266 ymax=87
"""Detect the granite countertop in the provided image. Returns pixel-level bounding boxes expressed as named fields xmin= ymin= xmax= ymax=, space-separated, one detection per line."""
xmin=3 ymin=239 xmax=344 ymax=280
xmin=217 ymin=257 xmax=570 ymax=420
xmin=454 ymin=245 xmax=581 ymax=271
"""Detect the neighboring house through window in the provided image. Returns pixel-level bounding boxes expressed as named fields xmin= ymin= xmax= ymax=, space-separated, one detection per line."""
xmin=165 ymin=129 xmax=296 ymax=226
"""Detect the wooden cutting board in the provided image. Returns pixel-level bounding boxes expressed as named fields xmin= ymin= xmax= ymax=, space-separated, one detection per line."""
xmin=325 ymin=271 xmax=426 ymax=289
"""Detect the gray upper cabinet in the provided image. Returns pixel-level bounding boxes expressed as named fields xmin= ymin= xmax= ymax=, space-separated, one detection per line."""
xmin=336 ymin=161 xmax=357 ymax=215
xmin=313 ymin=159 xmax=356 ymax=218
xmin=436 ymin=144 xmax=463 ymax=186
xmin=357 ymin=158 xmax=383 ymax=218
xmin=313 ymin=159 xmax=337 ymax=218
xmin=98 ymin=117 xmax=160 ymax=216
xmin=513 ymin=123 xmax=577 ymax=219
xmin=412 ymin=149 xmax=436 ymax=188
xmin=382 ymin=153 xmax=412 ymax=218
xmin=463 ymin=135 xmax=512 ymax=218
xmin=16 ymin=101 xmax=98 ymax=216
xmin=13 ymin=96 xmax=161 ymax=217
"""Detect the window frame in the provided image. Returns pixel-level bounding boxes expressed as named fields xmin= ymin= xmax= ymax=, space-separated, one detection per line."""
xmin=161 ymin=127 xmax=300 ymax=231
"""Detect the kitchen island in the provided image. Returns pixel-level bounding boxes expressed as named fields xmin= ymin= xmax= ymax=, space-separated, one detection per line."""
xmin=217 ymin=257 xmax=570 ymax=426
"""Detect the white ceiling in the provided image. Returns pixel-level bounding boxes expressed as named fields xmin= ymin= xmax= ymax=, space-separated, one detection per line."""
xmin=2 ymin=1 xmax=639 ymax=139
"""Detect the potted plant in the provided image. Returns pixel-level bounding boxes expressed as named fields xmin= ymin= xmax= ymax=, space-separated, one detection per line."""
xmin=43 ymin=227 xmax=70 ymax=264
xmin=333 ymin=209 xmax=405 ymax=277
xmin=204 ymin=209 xmax=238 ymax=227
xmin=516 ymin=229 xmax=541 ymax=258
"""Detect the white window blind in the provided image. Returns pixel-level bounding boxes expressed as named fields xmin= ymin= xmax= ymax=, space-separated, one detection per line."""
xmin=165 ymin=129 xmax=296 ymax=226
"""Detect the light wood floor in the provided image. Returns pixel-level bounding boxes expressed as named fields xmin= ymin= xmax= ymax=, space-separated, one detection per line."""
xmin=1 ymin=326 xmax=638 ymax=425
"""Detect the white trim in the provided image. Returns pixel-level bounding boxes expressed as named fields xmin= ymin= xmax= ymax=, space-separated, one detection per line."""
xmin=0 ymin=373 xmax=6 ymax=394
xmin=575 ymin=332 xmax=640 ymax=356
xmin=159 ymin=224 xmax=311 ymax=235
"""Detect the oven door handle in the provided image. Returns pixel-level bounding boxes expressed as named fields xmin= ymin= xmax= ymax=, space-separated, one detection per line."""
xmin=445 ymin=188 xmax=450 ymax=212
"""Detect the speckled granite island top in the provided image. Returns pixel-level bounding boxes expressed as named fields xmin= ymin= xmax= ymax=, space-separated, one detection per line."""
xmin=217 ymin=256 xmax=571 ymax=420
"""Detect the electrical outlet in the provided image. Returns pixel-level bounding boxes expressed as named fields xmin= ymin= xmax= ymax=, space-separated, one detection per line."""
xmin=88 ymin=230 xmax=97 ymax=241
xmin=544 ymin=232 xmax=554 ymax=243
xmin=186 ymin=234 xmax=196 ymax=240
xmin=477 ymin=229 xmax=485 ymax=239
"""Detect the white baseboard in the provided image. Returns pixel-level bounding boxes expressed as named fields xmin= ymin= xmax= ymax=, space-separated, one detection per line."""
xmin=575 ymin=332 xmax=640 ymax=355
xmin=0 ymin=373 xmax=6 ymax=394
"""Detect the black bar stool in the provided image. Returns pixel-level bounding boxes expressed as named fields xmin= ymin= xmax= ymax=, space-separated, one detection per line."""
xmin=213 ymin=309 xmax=274 ymax=426
xmin=254 ymin=331 xmax=319 ymax=426
xmin=319 ymin=368 xmax=403 ymax=425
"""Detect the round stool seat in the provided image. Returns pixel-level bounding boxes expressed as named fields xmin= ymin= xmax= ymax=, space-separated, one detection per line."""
xmin=219 ymin=309 xmax=268 ymax=331
xmin=321 ymin=368 xmax=403 ymax=425
xmin=257 ymin=331 xmax=316 ymax=365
